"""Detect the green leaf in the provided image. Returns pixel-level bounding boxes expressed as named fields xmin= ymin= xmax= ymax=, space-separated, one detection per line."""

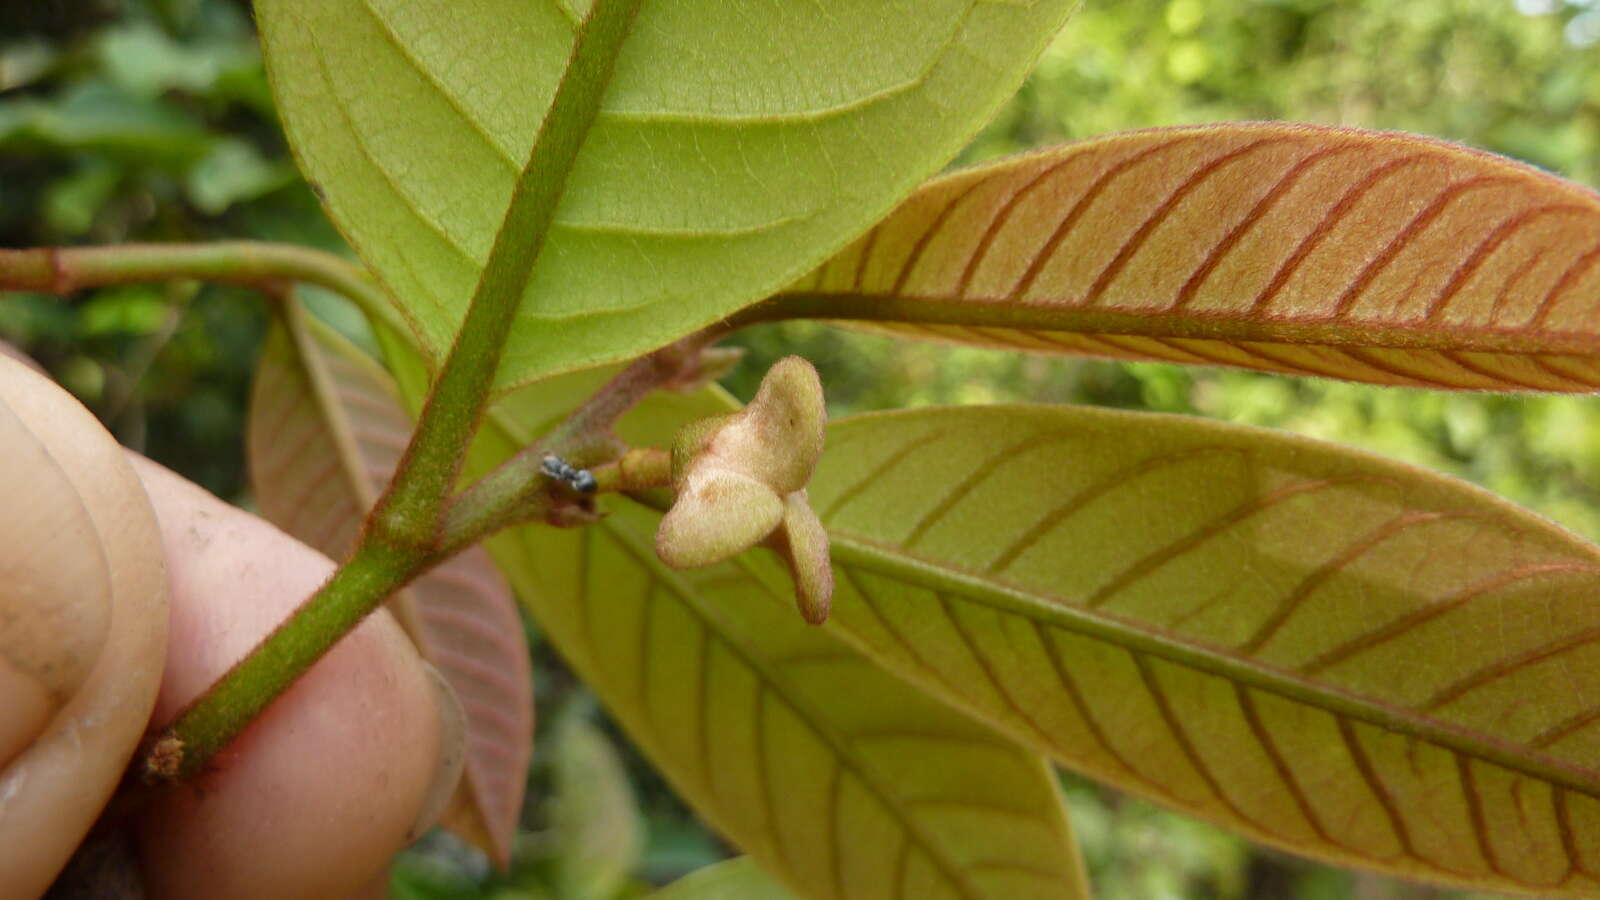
xmin=551 ymin=715 xmax=646 ymax=900
xmin=778 ymin=123 xmax=1600 ymax=392
xmin=808 ymin=404 xmax=1600 ymax=895
xmin=246 ymin=303 xmax=533 ymax=870
xmin=516 ymin=500 xmax=1088 ymax=900
xmin=369 ymin=332 xmax=1093 ymax=900
xmin=0 ymin=83 xmax=212 ymax=166
xmin=97 ymin=22 xmax=257 ymax=99
xmin=0 ymin=39 xmax=54 ymax=93
xmin=186 ymin=138 xmax=296 ymax=215
xmin=76 ymin=286 xmax=170 ymax=337
xmin=44 ymin=161 xmax=121 ymax=237
xmin=257 ymin=0 xmax=1078 ymax=390
xmin=649 ymin=857 xmax=796 ymax=900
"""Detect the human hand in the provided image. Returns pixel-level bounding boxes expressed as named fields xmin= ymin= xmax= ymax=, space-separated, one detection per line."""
xmin=0 ymin=355 xmax=464 ymax=900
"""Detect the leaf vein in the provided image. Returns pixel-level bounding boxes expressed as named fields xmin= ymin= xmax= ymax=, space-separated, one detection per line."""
xmin=903 ymin=430 xmax=1077 ymax=550
xmin=936 ymin=593 xmax=1061 ymax=750
xmin=1303 ymin=563 xmax=1598 ymax=676
xmin=306 ymin=27 xmax=481 ymax=269
xmin=1422 ymin=613 xmax=1600 ymax=713
xmin=1330 ymin=176 xmax=1517 ymax=318
xmin=1087 ymin=478 xmax=1353 ymax=610
xmin=1235 ymin=684 xmax=1349 ymax=852
xmin=1337 ymin=719 xmax=1422 ymax=862
xmin=1248 ymin=153 xmax=1432 ymax=315
xmin=890 ymin=178 xmax=991 ymax=298
xmin=1425 ymin=203 xmax=1593 ymax=321
xmin=987 ymin=444 xmax=1246 ymax=576
xmin=1458 ymin=755 xmax=1511 ymax=880
xmin=1240 ymin=511 xmax=1458 ymax=655
xmin=1133 ymin=652 xmax=1262 ymax=829
xmin=1030 ymin=620 xmax=1159 ymax=789
xmin=1174 ymin=143 xmax=1366 ymax=310
xmin=955 ymin=153 xmax=1095 ymax=299
xmin=356 ymin=0 xmax=521 ymax=170
xmin=1084 ymin=138 xmax=1289 ymax=307
xmin=1530 ymin=240 xmax=1600 ymax=329
xmin=1007 ymin=137 xmax=1198 ymax=302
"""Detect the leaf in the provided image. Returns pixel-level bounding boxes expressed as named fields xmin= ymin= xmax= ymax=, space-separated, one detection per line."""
xmin=186 ymin=138 xmax=296 ymax=215
xmin=514 ymin=502 xmax=1089 ymax=900
xmin=779 ymin=123 xmax=1600 ymax=392
xmin=649 ymin=857 xmax=797 ymax=900
xmin=0 ymin=354 xmax=168 ymax=899
xmin=550 ymin=715 xmax=645 ymax=900
xmin=256 ymin=0 xmax=1078 ymax=390
xmin=246 ymin=302 xmax=532 ymax=870
xmin=367 ymin=338 xmax=1094 ymax=900
xmin=0 ymin=82 xmax=213 ymax=166
xmin=806 ymin=404 xmax=1600 ymax=895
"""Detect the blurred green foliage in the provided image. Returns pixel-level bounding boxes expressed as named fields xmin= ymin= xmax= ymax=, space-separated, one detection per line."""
xmin=4 ymin=1 xmax=1599 ymax=898
xmin=0 ymin=0 xmax=333 ymax=497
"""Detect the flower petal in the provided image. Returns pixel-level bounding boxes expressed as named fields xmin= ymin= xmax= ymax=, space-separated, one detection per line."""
xmin=773 ymin=491 xmax=833 ymax=625
xmin=655 ymin=470 xmax=783 ymax=569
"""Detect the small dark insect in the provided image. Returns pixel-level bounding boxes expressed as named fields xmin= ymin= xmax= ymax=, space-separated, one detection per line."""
xmin=541 ymin=454 xmax=597 ymax=493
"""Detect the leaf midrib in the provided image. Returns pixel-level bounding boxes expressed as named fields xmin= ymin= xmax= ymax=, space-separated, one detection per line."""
xmin=760 ymin=292 xmax=1600 ymax=357
xmin=827 ymin=531 xmax=1600 ymax=802
xmin=283 ymin=308 xmax=386 ymax=516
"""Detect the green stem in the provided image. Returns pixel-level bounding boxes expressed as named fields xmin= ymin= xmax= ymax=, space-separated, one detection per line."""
xmin=437 ymin=332 xmax=715 ymax=557
xmin=593 ymin=447 xmax=673 ymax=493
xmin=152 ymin=337 xmax=687 ymax=777
xmin=152 ymin=539 xmax=423 ymax=780
xmin=0 ymin=242 xmax=406 ymax=337
xmin=370 ymin=0 xmax=646 ymax=550
xmin=148 ymin=0 xmax=647 ymax=782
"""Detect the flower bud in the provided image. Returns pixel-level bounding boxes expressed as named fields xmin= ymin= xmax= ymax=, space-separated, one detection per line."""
xmin=656 ymin=468 xmax=783 ymax=569
xmin=766 ymin=491 xmax=832 ymax=625
xmin=654 ymin=357 xmax=835 ymax=623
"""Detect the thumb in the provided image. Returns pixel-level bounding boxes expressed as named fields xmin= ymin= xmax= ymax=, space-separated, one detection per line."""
xmin=0 ymin=355 xmax=168 ymax=899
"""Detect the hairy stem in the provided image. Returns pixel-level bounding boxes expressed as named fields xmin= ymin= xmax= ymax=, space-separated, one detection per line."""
xmin=437 ymin=334 xmax=713 ymax=557
xmin=146 ymin=0 xmax=647 ymax=782
xmin=152 ymin=330 xmax=698 ymax=776
xmin=369 ymin=0 xmax=646 ymax=550
xmin=151 ymin=540 xmax=421 ymax=780
xmin=593 ymin=447 xmax=674 ymax=494
xmin=0 ymin=242 xmax=406 ymax=336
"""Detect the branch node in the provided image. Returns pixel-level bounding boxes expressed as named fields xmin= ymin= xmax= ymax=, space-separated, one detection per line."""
xmin=143 ymin=733 xmax=186 ymax=784
xmin=48 ymin=247 xmax=70 ymax=295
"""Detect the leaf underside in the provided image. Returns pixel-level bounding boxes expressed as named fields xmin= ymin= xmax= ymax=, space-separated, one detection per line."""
xmin=257 ymin=0 xmax=1077 ymax=390
xmin=385 ymin=358 xmax=1095 ymax=900
xmin=247 ymin=308 xmax=532 ymax=869
xmin=808 ymin=404 xmax=1600 ymax=895
xmin=782 ymin=123 xmax=1600 ymax=392
xmin=519 ymin=503 xmax=1087 ymax=900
